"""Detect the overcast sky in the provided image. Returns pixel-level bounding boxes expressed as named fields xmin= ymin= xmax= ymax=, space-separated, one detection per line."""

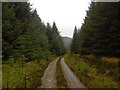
xmin=29 ymin=0 xmax=91 ymax=38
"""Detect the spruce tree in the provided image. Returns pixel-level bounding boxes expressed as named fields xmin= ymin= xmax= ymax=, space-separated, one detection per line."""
xmin=73 ymin=2 xmax=120 ymax=57
xmin=71 ymin=26 xmax=79 ymax=54
xmin=2 ymin=2 xmax=66 ymax=62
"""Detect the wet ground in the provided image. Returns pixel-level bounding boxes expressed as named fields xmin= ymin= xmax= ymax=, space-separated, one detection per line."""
xmin=39 ymin=57 xmax=86 ymax=88
xmin=40 ymin=58 xmax=59 ymax=88
xmin=60 ymin=58 xmax=86 ymax=88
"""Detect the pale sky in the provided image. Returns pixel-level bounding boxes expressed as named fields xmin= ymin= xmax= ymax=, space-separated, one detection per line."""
xmin=29 ymin=0 xmax=91 ymax=38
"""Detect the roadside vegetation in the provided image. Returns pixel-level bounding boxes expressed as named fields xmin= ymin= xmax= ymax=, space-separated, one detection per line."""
xmin=2 ymin=56 xmax=55 ymax=88
xmin=2 ymin=2 xmax=120 ymax=89
xmin=0 ymin=63 xmax=1 ymax=88
xmin=2 ymin=57 xmax=54 ymax=88
xmin=2 ymin=2 xmax=66 ymax=88
xmin=65 ymin=54 xmax=119 ymax=88
xmin=56 ymin=58 xmax=67 ymax=88
xmin=69 ymin=2 xmax=119 ymax=88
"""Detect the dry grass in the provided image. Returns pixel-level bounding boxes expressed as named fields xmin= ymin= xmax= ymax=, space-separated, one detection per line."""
xmin=101 ymin=57 xmax=119 ymax=64
xmin=65 ymin=54 xmax=119 ymax=88
xmin=2 ymin=57 xmax=55 ymax=88
xmin=56 ymin=58 xmax=67 ymax=88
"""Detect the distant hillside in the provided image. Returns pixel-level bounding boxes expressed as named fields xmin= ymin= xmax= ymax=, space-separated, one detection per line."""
xmin=62 ymin=37 xmax=72 ymax=49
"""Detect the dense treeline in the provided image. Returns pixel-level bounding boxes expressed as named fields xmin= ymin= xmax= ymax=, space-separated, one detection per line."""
xmin=71 ymin=2 xmax=120 ymax=57
xmin=2 ymin=2 xmax=66 ymax=62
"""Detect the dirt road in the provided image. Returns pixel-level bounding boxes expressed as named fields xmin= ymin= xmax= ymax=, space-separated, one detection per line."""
xmin=39 ymin=57 xmax=86 ymax=88
xmin=40 ymin=58 xmax=59 ymax=88
xmin=60 ymin=58 xmax=86 ymax=88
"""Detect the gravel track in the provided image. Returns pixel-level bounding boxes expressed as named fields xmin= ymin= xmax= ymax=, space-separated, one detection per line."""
xmin=39 ymin=57 xmax=86 ymax=88
xmin=40 ymin=58 xmax=59 ymax=88
xmin=60 ymin=58 xmax=86 ymax=88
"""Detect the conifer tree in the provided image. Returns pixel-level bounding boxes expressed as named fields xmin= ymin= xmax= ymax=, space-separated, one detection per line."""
xmin=2 ymin=2 xmax=66 ymax=62
xmin=71 ymin=26 xmax=79 ymax=54
xmin=71 ymin=2 xmax=120 ymax=57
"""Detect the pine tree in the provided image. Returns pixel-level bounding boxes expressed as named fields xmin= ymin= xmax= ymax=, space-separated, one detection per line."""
xmin=2 ymin=2 xmax=66 ymax=62
xmin=72 ymin=2 xmax=120 ymax=57
xmin=2 ymin=3 xmax=23 ymax=61
xmin=71 ymin=26 xmax=79 ymax=54
xmin=49 ymin=22 xmax=65 ymax=56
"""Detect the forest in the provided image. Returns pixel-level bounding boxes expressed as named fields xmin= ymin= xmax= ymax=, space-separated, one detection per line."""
xmin=2 ymin=2 xmax=66 ymax=62
xmin=2 ymin=2 xmax=120 ymax=88
xmin=70 ymin=2 xmax=119 ymax=88
xmin=2 ymin=2 xmax=66 ymax=88
xmin=71 ymin=2 xmax=120 ymax=57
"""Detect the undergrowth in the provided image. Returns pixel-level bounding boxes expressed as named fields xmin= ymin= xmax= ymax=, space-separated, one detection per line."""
xmin=56 ymin=58 xmax=67 ymax=88
xmin=2 ymin=56 xmax=55 ymax=88
xmin=65 ymin=54 xmax=119 ymax=88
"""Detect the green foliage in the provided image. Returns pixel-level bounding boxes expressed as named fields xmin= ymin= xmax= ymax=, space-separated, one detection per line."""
xmin=66 ymin=54 xmax=90 ymax=74
xmin=46 ymin=22 xmax=66 ymax=56
xmin=3 ymin=57 xmax=26 ymax=88
xmin=2 ymin=57 xmax=54 ymax=88
xmin=76 ymin=60 xmax=90 ymax=73
xmin=92 ymin=74 xmax=118 ymax=88
xmin=2 ymin=2 xmax=66 ymax=62
xmin=71 ymin=26 xmax=79 ymax=54
xmin=2 ymin=2 xmax=66 ymax=88
xmin=65 ymin=54 xmax=118 ymax=88
xmin=0 ymin=69 xmax=2 ymax=88
xmin=71 ymin=2 xmax=120 ymax=57
xmin=2 ymin=3 xmax=23 ymax=60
